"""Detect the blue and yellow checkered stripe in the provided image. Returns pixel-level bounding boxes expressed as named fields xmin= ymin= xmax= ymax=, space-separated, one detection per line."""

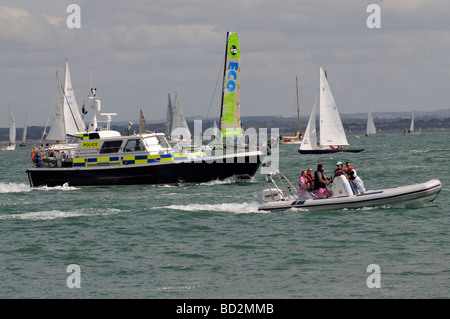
xmin=75 ymin=133 xmax=90 ymax=140
xmin=122 ymin=154 xmax=174 ymax=165
xmin=73 ymin=154 xmax=176 ymax=167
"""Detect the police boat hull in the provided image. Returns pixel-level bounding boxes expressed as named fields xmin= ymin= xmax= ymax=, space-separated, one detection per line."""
xmin=27 ymin=151 xmax=263 ymax=187
xmin=258 ymin=173 xmax=442 ymax=212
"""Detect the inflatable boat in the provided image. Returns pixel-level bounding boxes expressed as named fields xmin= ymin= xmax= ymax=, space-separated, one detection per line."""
xmin=258 ymin=172 xmax=442 ymax=212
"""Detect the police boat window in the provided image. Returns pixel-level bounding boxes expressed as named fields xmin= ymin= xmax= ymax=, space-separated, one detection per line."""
xmin=125 ymin=139 xmax=144 ymax=152
xmin=157 ymin=135 xmax=170 ymax=149
xmin=100 ymin=140 xmax=123 ymax=154
xmin=143 ymin=136 xmax=160 ymax=152
xmin=89 ymin=132 xmax=100 ymax=139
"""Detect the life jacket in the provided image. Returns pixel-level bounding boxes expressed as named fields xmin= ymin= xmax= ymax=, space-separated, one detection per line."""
xmin=31 ymin=149 xmax=36 ymax=163
xmin=334 ymin=168 xmax=345 ymax=176
xmin=314 ymin=169 xmax=327 ymax=189
xmin=347 ymin=166 xmax=357 ymax=180
xmin=305 ymin=174 xmax=314 ymax=187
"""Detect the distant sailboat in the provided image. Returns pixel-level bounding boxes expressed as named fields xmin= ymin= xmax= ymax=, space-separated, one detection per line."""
xmin=298 ymin=67 xmax=364 ymax=154
xmin=165 ymin=92 xmax=192 ymax=145
xmin=280 ymin=76 xmax=302 ymax=144
xmin=405 ymin=108 xmax=421 ymax=135
xmin=2 ymin=105 xmax=16 ymax=151
xmin=139 ymin=109 xmax=151 ymax=134
xmin=366 ymin=109 xmax=376 ymax=136
xmin=19 ymin=113 xmax=28 ymax=146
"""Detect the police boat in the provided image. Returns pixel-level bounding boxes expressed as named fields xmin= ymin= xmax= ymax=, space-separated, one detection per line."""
xmin=27 ymin=127 xmax=266 ymax=188
xmin=258 ymin=171 xmax=442 ymax=212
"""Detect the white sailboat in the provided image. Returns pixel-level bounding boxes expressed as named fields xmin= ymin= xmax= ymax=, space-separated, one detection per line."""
xmin=405 ymin=108 xmax=421 ymax=135
xmin=299 ymin=67 xmax=364 ymax=154
xmin=366 ymin=109 xmax=376 ymax=136
xmin=165 ymin=91 xmax=192 ymax=145
xmin=280 ymin=76 xmax=302 ymax=144
xmin=19 ymin=113 xmax=28 ymax=146
xmin=46 ymin=60 xmax=86 ymax=142
xmin=2 ymin=105 xmax=16 ymax=151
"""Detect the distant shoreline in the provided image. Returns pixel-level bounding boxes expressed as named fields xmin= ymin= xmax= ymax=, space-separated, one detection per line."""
xmin=1 ymin=112 xmax=449 ymax=143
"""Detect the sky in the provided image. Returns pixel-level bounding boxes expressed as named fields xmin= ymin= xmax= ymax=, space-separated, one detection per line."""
xmin=1 ymin=0 xmax=450 ymax=127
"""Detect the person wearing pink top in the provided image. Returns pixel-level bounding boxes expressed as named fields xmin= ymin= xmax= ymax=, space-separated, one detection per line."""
xmin=297 ymin=170 xmax=315 ymax=199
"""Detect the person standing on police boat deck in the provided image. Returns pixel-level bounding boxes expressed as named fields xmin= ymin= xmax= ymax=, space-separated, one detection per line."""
xmin=345 ymin=162 xmax=366 ymax=194
xmin=298 ymin=170 xmax=315 ymax=199
xmin=313 ymin=163 xmax=332 ymax=198
xmin=334 ymin=161 xmax=346 ymax=177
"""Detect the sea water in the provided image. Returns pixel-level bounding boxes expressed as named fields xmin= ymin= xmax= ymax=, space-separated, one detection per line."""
xmin=0 ymin=131 xmax=448 ymax=298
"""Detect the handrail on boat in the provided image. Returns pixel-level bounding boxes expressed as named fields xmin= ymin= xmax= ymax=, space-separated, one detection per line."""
xmin=265 ymin=171 xmax=299 ymax=202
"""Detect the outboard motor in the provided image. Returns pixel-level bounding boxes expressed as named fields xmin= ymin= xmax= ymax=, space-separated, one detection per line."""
xmin=262 ymin=188 xmax=284 ymax=203
xmin=330 ymin=175 xmax=355 ymax=197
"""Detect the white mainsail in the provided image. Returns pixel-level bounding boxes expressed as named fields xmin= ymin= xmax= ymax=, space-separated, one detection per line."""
xmin=139 ymin=109 xmax=150 ymax=134
xmin=9 ymin=105 xmax=16 ymax=145
xmin=366 ymin=109 xmax=376 ymax=136
xmin=62 ymin=60 xmax=86 ymax=134
xmin=220 ymin=32 xmax=242 ymax=138
xmin=319 ymin=67 xmax=348 ymax=146
xmin=22 ymin=113 xmax=27 ymax=142
xmin=299 ymin=93 xmax=319 ymax=150
xmin=409 ymin=109 xmax=415 ymax=132
xmin=165 ymin=92 xmax=173 ymax=138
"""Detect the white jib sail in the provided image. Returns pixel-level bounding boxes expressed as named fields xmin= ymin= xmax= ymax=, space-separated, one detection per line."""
xmin=299 ymin=93 xmax=319 ymax=150
xmin=46 ymin=71 xmax=66 ymax=141
xmin=319 ymin=67 xmax=349 ymax=146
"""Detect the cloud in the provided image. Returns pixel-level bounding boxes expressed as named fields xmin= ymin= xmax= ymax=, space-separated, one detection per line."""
xmin=1 ymin=0 xmax=450 ymax=128
xmin=382 ymin=0 xmax=444 ymax=11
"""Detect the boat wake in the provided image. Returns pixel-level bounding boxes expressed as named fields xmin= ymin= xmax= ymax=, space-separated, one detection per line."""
xmin=0 ymin=208 xmax=122 ymax=221
xmin=0 ymin=182 xmax=31 ymax=193
xmin=0 ymin=182 xmax=79 ymax=194
xmin=36 ymin=183 xmax=79 ymax=191
xmin=163 ymin=202 xmax=263 ymax=214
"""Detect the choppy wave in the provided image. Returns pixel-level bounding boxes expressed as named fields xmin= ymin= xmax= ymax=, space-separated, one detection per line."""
xmin=163 ymin=202 xmax=263 ymax=214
